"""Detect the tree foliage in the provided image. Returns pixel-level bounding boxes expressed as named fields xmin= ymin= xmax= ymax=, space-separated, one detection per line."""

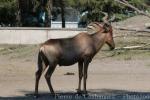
xmin=67 ymin=0 xmax=149 ymax=23
xmin=0 ymin=0 xmax=149 ymax=26
xmin=0 ymin=0 xmax=17 ymax=26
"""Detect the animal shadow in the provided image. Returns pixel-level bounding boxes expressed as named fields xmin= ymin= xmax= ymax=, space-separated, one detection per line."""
xmin=1 ymin=89 xmax=150 ymax=100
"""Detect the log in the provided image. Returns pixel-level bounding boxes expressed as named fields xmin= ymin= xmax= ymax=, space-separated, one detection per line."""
xmin=115 ymin=44 xmax=150 ymax=50
xmin=115 ymin=46 xmax=144 ymax=50
xmin=114 ymin=26 xmax=150 ymax=33
xmin=113 ymin=34 xmax=150 ymax=38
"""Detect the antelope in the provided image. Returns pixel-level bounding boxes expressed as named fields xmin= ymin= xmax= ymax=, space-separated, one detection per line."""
xmin=35 ymin=12 xmax=115 ymax=98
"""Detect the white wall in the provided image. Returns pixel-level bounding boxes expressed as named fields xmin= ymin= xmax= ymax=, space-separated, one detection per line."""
xmin=0 ymin=27 xmax=86 ymax=44
xmin=51 ymin=22 xmax=78 ymax=29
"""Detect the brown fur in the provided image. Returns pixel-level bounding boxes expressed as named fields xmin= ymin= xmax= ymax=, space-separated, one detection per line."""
xmin=34 ymin=22 xmax=115 ymax=97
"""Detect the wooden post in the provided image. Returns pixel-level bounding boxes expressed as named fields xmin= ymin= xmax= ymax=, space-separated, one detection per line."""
xmin=60 ymin=0 xmax=65 ymax=28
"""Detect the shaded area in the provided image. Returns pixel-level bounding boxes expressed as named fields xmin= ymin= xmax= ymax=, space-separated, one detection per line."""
xmin=1 ymin=89 xmax=150 ymax=100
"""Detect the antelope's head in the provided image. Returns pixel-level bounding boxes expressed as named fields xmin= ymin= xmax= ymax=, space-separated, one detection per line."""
xmin=101 ymin=12 xmax=115 ymax=50
xmin=87 ymin=12 xmax=115 ymax=50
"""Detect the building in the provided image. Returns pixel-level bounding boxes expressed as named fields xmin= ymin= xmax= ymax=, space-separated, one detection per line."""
xmin=18 ymin=0 xmax=80 ymax=28
xmin=51 ymin=7 xmax=79 ymax=28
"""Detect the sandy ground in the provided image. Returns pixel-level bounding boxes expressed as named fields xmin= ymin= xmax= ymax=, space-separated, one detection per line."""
xmin=0 ymin=44 xmax=149 ymax=100
xmin=0 ymin=15 xmax=150 ymax=100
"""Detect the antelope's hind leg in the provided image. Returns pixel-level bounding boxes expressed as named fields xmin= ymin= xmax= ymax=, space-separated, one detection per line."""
xmin=35 ymin=52 xmax=48 ymax=98
xmin=45 ymin=63 xmax=57 ymax=97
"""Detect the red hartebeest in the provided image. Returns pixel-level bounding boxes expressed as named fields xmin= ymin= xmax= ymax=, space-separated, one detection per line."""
xmin=35 ymin=12 xmax=115 ymax=98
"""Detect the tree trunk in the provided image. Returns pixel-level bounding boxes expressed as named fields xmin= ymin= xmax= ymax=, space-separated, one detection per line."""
xmin=16 ymin=0 xmax=22 ymax=26
xmin=45 ymin=0 xmax=53 ymax=27
xmin=60 ymin=0 xmax=65 ymax=28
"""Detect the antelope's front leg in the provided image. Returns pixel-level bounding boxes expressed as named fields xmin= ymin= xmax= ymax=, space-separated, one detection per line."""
xmin=77 ymin=61 xmax=83 ymax=93
xmin=83 ymin=59 xmax=89 ymax=94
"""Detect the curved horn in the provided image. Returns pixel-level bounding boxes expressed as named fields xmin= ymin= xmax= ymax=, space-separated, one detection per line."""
xmin=100 ymin=11 xmax=115 ymax=23
xmin=108 ymin=15 xmax=115 ymax=22
xmin=100 ymin=11 xmax=109 ymax=23
xmin=87 ymin=22 xmax=103 ymax=34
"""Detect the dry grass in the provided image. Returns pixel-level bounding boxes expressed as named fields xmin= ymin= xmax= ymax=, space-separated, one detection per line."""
xmin=0 ymin=31 xmax=149 ymax=61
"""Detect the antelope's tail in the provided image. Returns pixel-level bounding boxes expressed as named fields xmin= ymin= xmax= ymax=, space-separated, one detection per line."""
xmin=36 ymin=51 xmax=43 ymax=73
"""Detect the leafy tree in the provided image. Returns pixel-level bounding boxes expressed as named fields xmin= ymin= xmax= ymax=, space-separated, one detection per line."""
xmin=36 ymin=0 xmax=53 ymax=27
xmin=0 ymin=0 xmax=17 ymax=26
xmin=52 ymin=0 xmax=66 ymax=28
xmin=17 ymin=0 xmax=38 ymax=26
xmin=67 ymin=0 xmax=149 ymax=23
xmin=16 ymin=0 xmax=52 ymax=27
xmin=0 ymin=0 xmax=149 ymax=27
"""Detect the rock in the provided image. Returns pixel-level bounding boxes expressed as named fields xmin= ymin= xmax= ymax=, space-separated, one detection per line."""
xmin=145 ymin=23 xmax=150 ymax=29
xmin=64 ymin=72 xmax=75 ymax=75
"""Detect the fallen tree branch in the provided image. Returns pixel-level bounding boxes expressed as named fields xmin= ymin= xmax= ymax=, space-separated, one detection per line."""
xmin=145 ymin=23 xmax=150 ymax=29
xmin=115 ymin=46 xmax=145 ymax=50
xmin=115 ymin=43 xmax=150 ymax=50
xmin=114 ymin=26 xmax=150 ymax=33
xmin=113 ymin=34 xmax=150 ymax=38
xmin=115 ymin=0 xmax=150 ymax=18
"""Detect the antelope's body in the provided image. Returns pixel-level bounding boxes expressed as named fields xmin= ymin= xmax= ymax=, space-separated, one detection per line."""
xmin=35 ymin=13 xmax=115 ymax=98
xmin=41 ymin=33 xmax=95 ymax=66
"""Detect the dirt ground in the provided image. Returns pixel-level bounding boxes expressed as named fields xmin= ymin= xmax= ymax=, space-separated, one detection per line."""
xmin=0 ymin=42 xmax=149 ymax=100
xmin=0 ymin=16 xmax=150 ymax=100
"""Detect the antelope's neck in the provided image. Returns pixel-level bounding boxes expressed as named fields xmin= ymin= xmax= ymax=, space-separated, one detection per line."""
xmin=92 ymin=32 xmax=107 ymax=52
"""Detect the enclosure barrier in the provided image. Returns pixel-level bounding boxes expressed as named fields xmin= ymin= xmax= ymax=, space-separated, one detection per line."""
xmin=0 ymin=27 xmax=86 ymax=44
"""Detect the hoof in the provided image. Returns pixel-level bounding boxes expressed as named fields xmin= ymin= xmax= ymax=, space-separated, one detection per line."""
xmin=51 ymin=93 xmax=58 ymax=98
xmin=34 ymin=94 xmax=39 ymax=99
xmin=76 ymin=92 xmax=82 ymax=96
xmin=83 ymin=91 xmax=87 ymax=94
xmin=84 ymin=94 xmax=89 ymax=98
xmin=83 ymin=91 xmax=88 ymax=97
xmin=54 ymin=94 xmax=59 ymax=99
xmin=76 ymin=89 xmax=83 ymax=96
xmin=76 ymin=89 xmax=82 ymax=93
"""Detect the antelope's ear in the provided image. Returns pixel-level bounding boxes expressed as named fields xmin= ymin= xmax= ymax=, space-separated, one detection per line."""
xmin=103 ymin=23 xmax=111 ymax=33
xmin=87 ymin=23 xmax=100 ymax=34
